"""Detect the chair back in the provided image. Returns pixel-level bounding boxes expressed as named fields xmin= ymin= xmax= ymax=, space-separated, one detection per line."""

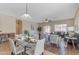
xmin=34 ymin=38 xmax=45 ymax=55
xmin=8 ymin=38 xmax=16 ymax=54
xmin=50 ymin=35 xmax=59 ymax=44
xmin=75 ymin=33 xmax=79 ymax=43
xmin=44 ymin=33 xmax=49 ymax=42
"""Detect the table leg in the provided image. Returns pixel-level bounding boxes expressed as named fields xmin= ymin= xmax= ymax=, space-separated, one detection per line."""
xmin=23 ymin=46 xmax=29 ymax=55
xmin=23 ymin=46 xmax=26 ymax=54
xmin=71 ymin=40 xmax=75 ymax=49
xmin=65 ymin=39 xmax=69 ymax=47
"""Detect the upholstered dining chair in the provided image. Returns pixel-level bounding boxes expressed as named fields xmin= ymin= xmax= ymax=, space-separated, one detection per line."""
xmin=74 ymin=33 xmax=79 ymax=49
xmin=0 ymin=35 xmax=2 ymax=43
xmin=1 ymin=35 xmax=8 ymax=42
xmin=8 ymin=38 xmax=24 ymax=55
xmin=50 ymin=35 xmax=61 ymax=47
xmin=25 ymin=38 xmax=45 ymax=55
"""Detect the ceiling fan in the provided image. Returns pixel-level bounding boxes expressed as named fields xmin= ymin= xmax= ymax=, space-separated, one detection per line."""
xmin=43 ymin=18 xmax=52 ymax=23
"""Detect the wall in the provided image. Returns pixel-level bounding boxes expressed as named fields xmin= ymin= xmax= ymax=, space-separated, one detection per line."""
xmin=74 ymin=8 xmax=79 ymax=33
xmin=0 ymin=15 xmax=16 ymax=33
xmin=0 ymin=15 xmax=38 ymax=39
xmin=38 ymin=19 xmax=74 ymax=32
xmin=22 ymin=20 xmax=38 ymax=39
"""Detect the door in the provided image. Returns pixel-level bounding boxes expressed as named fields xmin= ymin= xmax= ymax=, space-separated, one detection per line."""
xmin=16 ymin=20 xmax=22 ymax=34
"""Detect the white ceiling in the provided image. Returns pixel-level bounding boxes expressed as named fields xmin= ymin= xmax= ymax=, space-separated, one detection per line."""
xmin=0 ymin=3 xmax=78 ymax=23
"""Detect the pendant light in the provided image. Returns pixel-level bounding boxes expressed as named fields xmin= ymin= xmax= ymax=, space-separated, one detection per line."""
xmin=24 ymin=3 xmax=30 ymax=17
xmin=21 ymin=3 xmax=31 ymax=19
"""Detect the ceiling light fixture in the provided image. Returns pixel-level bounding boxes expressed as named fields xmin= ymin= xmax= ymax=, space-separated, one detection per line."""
xmin=44 ymin=18 xmax=48 ymax=22
xmin=21 ymin=3 xmax=31 ymax=19
xmin=24 ymin=3 xmax=30 ymax=17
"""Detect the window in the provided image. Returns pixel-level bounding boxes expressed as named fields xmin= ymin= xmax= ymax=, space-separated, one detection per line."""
xmin=68 ymin=26 xmax=74 ymax=31
xmin=43 ymin=25 xmax=51 ymax=33
xmin=54 ymin=24 xmax=67 ymax=32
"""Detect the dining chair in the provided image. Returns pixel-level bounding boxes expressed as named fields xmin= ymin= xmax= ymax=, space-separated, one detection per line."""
xmin=50 ymin=35 xmax=61 ymax=47
xmin=1 ymin=35 xmax=8 ymax=42
xmin=43 ymin=33 xmax=49 ymax=44
xmin=74 ymin=33 xmax=79 ymax=49
xmin=25 ymin=38 xmax=45 ymax=55
xmin=0 ymin=35 xmax=2 ymax=43
xmin=8 ymin=38 xmax=24 ymax=55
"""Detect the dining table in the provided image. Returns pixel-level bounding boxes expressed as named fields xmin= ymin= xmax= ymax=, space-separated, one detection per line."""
xmin=65 ymin=36 xmax=77 ymax=48
xmin=14 ymin=35 xmax=37 ymax=54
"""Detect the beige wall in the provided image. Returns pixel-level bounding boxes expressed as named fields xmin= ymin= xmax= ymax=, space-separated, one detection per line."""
xmin=22 ymin=20 xmax=38 ymax=39
xmin=22 ymin=20 xmax=38 ymax=32
xmin=0 ymin=15 xmax=16 ymax=33
xmin=0 ymin=15 xmax=38 ymax=37
xmin=74 ymin=8 xmax=79 ymax=32
xmin=38 ymin=19 xmax=74 ymax=32
xmin=0 ymin=14 xmax=75 ymax=36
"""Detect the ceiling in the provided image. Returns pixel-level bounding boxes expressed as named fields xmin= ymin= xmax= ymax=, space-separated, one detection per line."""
xmin=0 ymin=3 xmax=78 ymax=23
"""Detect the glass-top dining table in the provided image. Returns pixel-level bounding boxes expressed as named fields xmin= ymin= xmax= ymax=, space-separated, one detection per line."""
xmin=14 ymin=35 xmax=37 ymax=54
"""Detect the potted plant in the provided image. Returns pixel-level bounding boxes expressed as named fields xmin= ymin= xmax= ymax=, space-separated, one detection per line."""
xmin=24 ymin=30 xmax=30 ymax=40
xmin=37 ymin=26 xmax=42 ymax=39
xmin=24 ymin=30 xmax=29 ymax=36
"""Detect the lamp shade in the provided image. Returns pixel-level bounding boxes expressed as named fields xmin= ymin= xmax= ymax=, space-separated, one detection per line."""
xmin=23 ymin=14 xmax=30 ymax=17
xmin=20 ymin=13 xmax=32 ymax=20
xmin=23 ymin=13 xmax=31 ymax=18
